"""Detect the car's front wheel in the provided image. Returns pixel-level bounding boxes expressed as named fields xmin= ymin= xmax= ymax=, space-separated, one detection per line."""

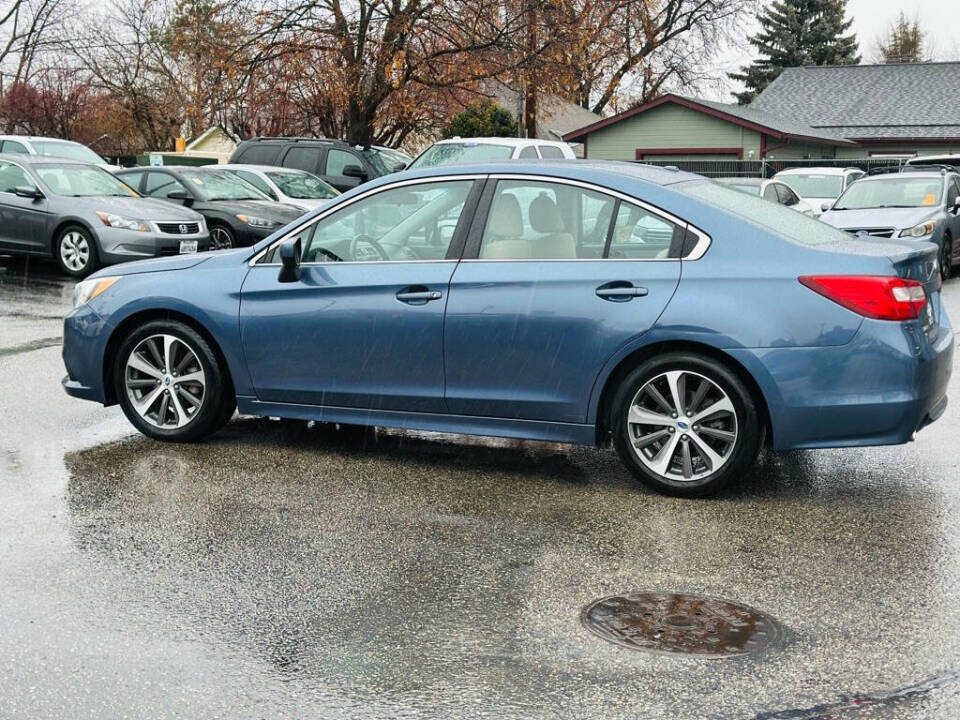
xmin=209 ymin=224 xmax=235 ymax=250
xmin=114 ymin=320 xmax=235 ymax=442
xmin=611 ymin=353 xmax=761 ymax=497
xmin=56 ymin=225 xmax=99 ymax=277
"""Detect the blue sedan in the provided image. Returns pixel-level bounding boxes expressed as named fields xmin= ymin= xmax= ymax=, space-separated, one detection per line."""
xmin=61 ymin=162 xmax=954 ymax=496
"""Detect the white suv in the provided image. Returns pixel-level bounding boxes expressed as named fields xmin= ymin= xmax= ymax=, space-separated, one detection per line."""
xmin=0 ymin=135 xmax=110 ymax=167
xmin=408 ymin=137 xmax=576 ymax=170
xmin=773 ymin=167 xmax=865 ymax=215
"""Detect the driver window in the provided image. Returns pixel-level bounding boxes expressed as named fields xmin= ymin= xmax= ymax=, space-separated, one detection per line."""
xmin=0 ymin=161 xmax=36 ymax=193
xmin=299 ymin=180 xmax=473 ymax=263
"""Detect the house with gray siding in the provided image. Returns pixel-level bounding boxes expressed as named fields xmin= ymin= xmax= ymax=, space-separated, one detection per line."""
xmin=563 ymin=62 xmax=960 ymax=161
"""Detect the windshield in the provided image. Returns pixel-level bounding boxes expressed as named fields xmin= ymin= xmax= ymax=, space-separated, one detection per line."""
xmin=679 ymin=180 xmax=846 ymax=246
xmin=833 ymin=177 xmax=943 ymax=210
xmin=34 ymin=164 xmax=137 ymax=197
xmin=31 ymin=140 xmax=103 ymax=164
xmin=266 ymin=170 xmax=338 ymax=200
xmin=778 ymin=174 xmax=844 ymax=198
xmin=361 ymin=146 xmax=412 ymax=175
xmin=180 ymin=169 xmax=269 ymax=201
xmin=409 ymin=142 xmax=514 ymax=170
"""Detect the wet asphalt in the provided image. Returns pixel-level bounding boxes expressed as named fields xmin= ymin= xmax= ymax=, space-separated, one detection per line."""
xmin=1 ymin=255 xmax=960 ymax=719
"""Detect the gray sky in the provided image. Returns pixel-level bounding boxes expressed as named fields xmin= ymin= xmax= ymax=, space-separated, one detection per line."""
xmin=705 ymin=0 xmax=955 ymax=101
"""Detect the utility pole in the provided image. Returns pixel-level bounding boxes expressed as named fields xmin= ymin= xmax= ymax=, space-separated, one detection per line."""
xmin=523 ymin=0 xmax=537 ymax=139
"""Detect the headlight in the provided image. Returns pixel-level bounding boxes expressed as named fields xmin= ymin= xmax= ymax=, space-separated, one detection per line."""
xmin=95 ymin=211 xmax=149 ymax=232
xmin=900 ymin=221 xmax=936 ymax=238
xmin=73 ymin=276 xmax=120 ymax=308
xmin=236 ymin=214 xmax=277 ymax=228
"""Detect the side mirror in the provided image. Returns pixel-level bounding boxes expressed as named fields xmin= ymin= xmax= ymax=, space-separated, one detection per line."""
xmin=166 ymin=190 xmax=193 ymax=206
xmin=14 ymin=185 xmax=43 ymax=200
xmin=393 ymin=162 xmax=407 ymax=172
xmin=821 ymin=201 xmax=833 ymax=213
xmin=341 ymin=164 xmax=367 ymax=179
xmin=277 ymin=237 xmax=302 ymax=283
xmin=953 ymin=198 xmax=960 ymax=213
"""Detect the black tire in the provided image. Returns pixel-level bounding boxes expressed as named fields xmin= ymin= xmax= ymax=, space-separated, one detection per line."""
xmin=942 ymin=233 xmax=954 ymax=281
xmin=55 ymin=224 xmax=100 ymax=277
xmin=611 ymin=352 xmax=761 ymax=498
xmin=113 ymin=320 xmax=232 ymax=442
xmin=209 ymin=224 xmax=235 ymax=250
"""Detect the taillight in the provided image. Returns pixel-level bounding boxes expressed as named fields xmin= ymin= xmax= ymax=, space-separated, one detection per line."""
xmin=798 ymin=275 xmax=927 ymax=321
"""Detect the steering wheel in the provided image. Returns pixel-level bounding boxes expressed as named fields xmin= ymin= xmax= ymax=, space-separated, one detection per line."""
xmin=349 ymin=234 xmax=390 ymax=261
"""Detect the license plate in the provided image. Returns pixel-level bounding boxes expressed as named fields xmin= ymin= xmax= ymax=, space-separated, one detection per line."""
xmin=179 ymin=240 xmax=198 ymax=254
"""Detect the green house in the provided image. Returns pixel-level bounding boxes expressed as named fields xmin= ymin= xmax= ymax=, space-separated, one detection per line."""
xmin=564 ymin=62 xmax=960 ymax=161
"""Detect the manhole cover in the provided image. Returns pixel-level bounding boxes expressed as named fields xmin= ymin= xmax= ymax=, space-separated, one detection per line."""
xmin=581 ymin=591 xmax=781 ymax=657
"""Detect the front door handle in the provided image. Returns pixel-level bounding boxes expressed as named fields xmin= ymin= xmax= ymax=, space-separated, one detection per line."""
xmin=396 ymin=286 xmax=443 ymax=305
xmin=596 ymin=282 xmax=648 ymax=301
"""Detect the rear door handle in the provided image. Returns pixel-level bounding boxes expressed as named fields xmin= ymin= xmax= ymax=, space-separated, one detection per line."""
xmin=596 ymin=282 xmax=648 ymax=301
xmin=396 ymin=286 xmax=443 ymax=305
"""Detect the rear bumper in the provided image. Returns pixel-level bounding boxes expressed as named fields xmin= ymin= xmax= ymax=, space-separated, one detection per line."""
xmin=730 ymin=304 xmax=954 ymax=451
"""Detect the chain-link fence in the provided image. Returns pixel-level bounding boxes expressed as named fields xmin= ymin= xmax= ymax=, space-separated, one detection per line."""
xmin=637 ymin=157 xmax=908 ymax=178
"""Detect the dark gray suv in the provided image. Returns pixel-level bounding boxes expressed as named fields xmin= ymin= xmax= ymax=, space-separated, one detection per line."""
xmin=0 ymin=154 xmax=209 ymax=276
xmin=228 ymin=137 xmax=411 ymax=192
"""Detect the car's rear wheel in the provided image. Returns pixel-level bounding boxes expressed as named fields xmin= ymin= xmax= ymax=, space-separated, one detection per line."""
xmin=611 ymin=353 xmax=761 ymax=497
xmin=114 ymin=320 xmax=233 ymax=442
xmin=209 ymin=224 xmax=234 ymax=250
xmin=56 ymin=225 xmax=99 ymax=277
xmin=942 ymin=233 xmax=954 ymax=280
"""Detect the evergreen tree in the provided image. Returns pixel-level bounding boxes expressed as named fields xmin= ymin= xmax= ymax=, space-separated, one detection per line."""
xmin=876 ymin=13 xmax=926 ymax=64
xmin=442 ymin=101 xmax=518 ymax=139
xmin=729 ymin=0 xmax=860 ymax=104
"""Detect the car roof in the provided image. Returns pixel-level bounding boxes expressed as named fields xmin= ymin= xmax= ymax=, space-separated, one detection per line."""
xmin=775 ymin=167 xmax=860 ymax=175
xmin=0 ymin=152 xmax=92 ymax=166
xmin=219 ymin=164 xmax=308 ymax=174
xmin=715 ymin=177 xmax=763 ymax=185
xmin=376 ymin=159 xmax=700 ymax=187
xmin=906 ymin=154 xmax=960 ymax=163
xmin=857 ymin=170 xmax=947 ymax=182
xmin=0 ymin=135 xmax=85 ymax=144
xmin=430 ymin=137 xmax=568 ymax=147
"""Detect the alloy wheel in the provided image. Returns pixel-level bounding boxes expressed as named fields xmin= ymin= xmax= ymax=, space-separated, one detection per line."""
xmin=60 ymin=231 xmax=90 ymax=272
xmin=626 ymin=370 xmax=738 ymax=482
xmin=942 ymin=237 xmax=953 ymax=280
xmin=124 ymin=334 xmax=206 ymax=429
xmin=210 ymin=226 xmax=233 ymax=250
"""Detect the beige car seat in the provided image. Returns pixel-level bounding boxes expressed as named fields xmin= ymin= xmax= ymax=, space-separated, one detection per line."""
xmin=529 ymin=193 xmax=576 ymax=258
xmin=480 ymin=193 xmax=530 ymax=259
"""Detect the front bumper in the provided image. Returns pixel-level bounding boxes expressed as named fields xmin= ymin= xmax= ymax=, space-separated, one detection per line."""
xmin=730 ymin=299 xmax=954 ymax=450
xmin=96 ymin=226 xmax=210 ymax=265
xmin=61 ymin=303 xmax=109 ymax=404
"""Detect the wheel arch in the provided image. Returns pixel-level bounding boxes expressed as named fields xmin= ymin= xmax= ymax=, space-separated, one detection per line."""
xmin=102 ymin=308 xmax=235 ymax=406
xmin=51 ymin=218 xmax=98 ymax=255
xmin=592 ymin=339 xmax=773 ymax=449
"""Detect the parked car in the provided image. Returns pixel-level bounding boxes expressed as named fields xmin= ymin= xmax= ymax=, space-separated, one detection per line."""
xmin=773 ymin=166 xmax=865 ymax=215
xmin=0 ymin=135 xmax=111 ymax=168
xmin=219 ymin=164 xmax=339 ymax=212
xmin=906 ymin=154 xmax=960 ymax=173
xmin=714 ymin=177 xmax=815 ymax=215
xmin=407 ymin=137 xmax=576 ymax=170
xmin=819 ymin=169 xmax=960 ymax=280
xmin=0 ymin=154 xmax=208 ymax=277
xmin=115 ymin=165 xmax=305 ymax=250
xmin=228 ymin=137 xmax=412 ymax=192
xmin=62 ymin=161 xmax=953 ymax=497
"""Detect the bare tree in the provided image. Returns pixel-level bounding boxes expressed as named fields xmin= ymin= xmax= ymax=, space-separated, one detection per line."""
xmin=0 ymin=0 xmax=71 ymax=92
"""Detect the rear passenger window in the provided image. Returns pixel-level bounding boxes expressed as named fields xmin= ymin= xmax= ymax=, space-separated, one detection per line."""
xmin=517 ymin=146 xmax=538 ymax=159
xmin=607 ymin=202 xmax=681 ymax=259
xmin=538 ymin=145 xmax=565 ymax=159
xmin=282 ymin=147 xmax=321 ymax=173
xmin=1 ymin=140 xmax=28 ymax=153
xmin=236 ymin=144 xmax=281 ymax=165
xmin=479 ymin=180 xmax=616 ymax=259
xmin=947 ymin=179 xmax=959 ymax=207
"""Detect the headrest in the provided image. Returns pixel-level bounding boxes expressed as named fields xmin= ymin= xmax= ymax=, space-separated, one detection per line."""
xmin=486 ymin=192 xmax=523 ymax=237
xmin=529 ymin=193 xmax=564 ymax=233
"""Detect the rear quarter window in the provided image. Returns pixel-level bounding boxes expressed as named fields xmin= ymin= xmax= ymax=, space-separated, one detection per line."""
xmin=236 ymin=144 xmax=282 ymax=165
xmin=680 ymin=180 xmax=848 ymax=246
